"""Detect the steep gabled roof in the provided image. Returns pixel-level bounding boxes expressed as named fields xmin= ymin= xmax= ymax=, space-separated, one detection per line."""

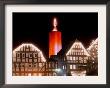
xmin=13 ymin=43 xmax=46 ymax=62
xmin=87 ymin=38 xmax=98 ymax=51
xmin=66 ymin=39 xmax=90 ymax=56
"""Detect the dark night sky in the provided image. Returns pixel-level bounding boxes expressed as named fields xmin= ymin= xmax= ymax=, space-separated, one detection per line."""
xmin=13 ymin=13 xmax=98 ymax=58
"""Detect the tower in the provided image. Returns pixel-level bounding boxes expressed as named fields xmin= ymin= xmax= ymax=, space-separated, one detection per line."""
xmin=49 ymin=17 xmax=62 ymax=58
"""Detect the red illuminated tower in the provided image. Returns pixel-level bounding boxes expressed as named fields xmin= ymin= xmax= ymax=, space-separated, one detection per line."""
xmin=49 ymin=17 xmax=62 ymax=58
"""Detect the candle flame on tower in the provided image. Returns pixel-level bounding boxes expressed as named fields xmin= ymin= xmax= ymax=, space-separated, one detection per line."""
xmin=52 ymin=17 xmax=58 ymax=31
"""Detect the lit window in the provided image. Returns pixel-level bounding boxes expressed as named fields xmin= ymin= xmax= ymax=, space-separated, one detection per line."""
xmin=16 ymin=53 xmax=20 ymax=58
xmin=34 ymin=59 xmax=37 ymax=62
xmin=33 ymin=53 xmax=38 ymax=58
xmin=33 ymin=64 xmax=36 ymax=67
xmin=20 ymin=63 xmax=24 ymax=68
xmin=75 ymin=45 xmax=77 ymax=48
xmin=25 ymin=63 xmax=28 ymax=67
xmin=26 ymin=53 xmax=28 ymax=57
xmin=76 ymin=52 xmax=77 ymax=55
xmin=67 ymin=56 xmax=69 ymax=60
xmin=22 ymin=59 xmax=25 ymax=62
xmin=79 ymin=52 xmax=81 ymax=55
xmin=29 ymin=59 xmax=32 ymax=62
xmin=26 ymin=58 xmax=28 ymax=62
xmin=70 ymin=57 xmax=72 ymax=60
xmin=28 ymin=73 xmax=31 ymax=76
xmin=25 ymin=68 xmax=28 ymax=71
xmin=73 ymin=57 xmax=75 ymax=60
xmin=84 ymin=57 xmax=88 ymax=60
xmin=49 ymin=73 xmax=51 ymax=76
xmin=38 ymin=53 xmax=41 ymax=57
xmin=76 ymin=57 xmax=78 ymax=60
xmin=22 ymin=53 xmax=25 ymax=58
xmin=16 ymin=73 xmax=19 ymax=76
xmin=39 ymin=63 xmax=42 ymax=67
xmin=75 ymin=60 xmax=78 ymax=63
xmin=70 ymin=65 xmax=72 ymax=69
xmin=84 ymin=60 xmax=87 ymax=63
xmin=79 ymin=57 xmax=81 ymax=60
xmin=29 ymin=53 xmax=32 ymax=58
xmin=63 ymin=66 xmax=64 ymax=69
xmin=38 ymin=58 xmax=40 ymax=62
xmin=17 ymin=59 xmax=21 ymax=62
xmin=21 ymin=68 xmax=24 ymax=71
xmin=79 ymin=60 xmax=83 ymax=63
xmin=82 ymin=52 xmax=84 ymax=55
xmin=16 ymin=68 xmax=19 ymax=71
xmin=33 ymin=73 xmax=37 ymax=76
xmin=26 ymin=48 xmax=29 ymax=51
xmin=73 ymin=65 xmax=76 ymax=69
xmin=28 ymin=68 xmax=32 ymax=71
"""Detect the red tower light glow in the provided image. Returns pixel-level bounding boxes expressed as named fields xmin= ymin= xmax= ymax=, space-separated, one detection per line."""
xmin=49 ymin=17 xmax=62 ymax=58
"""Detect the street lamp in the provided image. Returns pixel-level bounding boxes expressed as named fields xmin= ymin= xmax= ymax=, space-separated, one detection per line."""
xmin=55 ymin=68 xmax=65 ymax=76
xmin=55 ymin=68 xmax=62 ymax=72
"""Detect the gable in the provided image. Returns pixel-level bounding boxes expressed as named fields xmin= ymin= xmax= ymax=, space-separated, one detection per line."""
xmin=66 ymin=41 xmax=90 ymax=56
xmin=87 ymin=38 xmax=98 ymax=51
xmin=13 ymin=43 xmax=46 ymax=62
